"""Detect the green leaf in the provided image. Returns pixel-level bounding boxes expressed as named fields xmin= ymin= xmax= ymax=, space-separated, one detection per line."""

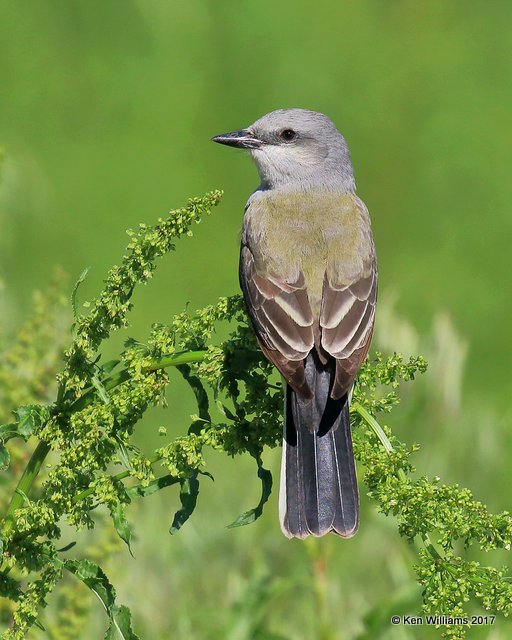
xmin=102 ymin=359 xmax=121 ymax=374
xmin=0 ymin=570 xmax=22 ymax=600
xmin=92 ymin=374 xmax=111 ymax=405
xmin=33 ymin=618 xmax=46 ymax=632
xmin=18 ymin=405 xmax=50 ymax=437
xmin=105 ymin=605 xmax=140 ymax=640
xmin=215 ymin=400 xmax=237 ymax=421
xmin=0 ymin=424 xmax=18 ymax=441
xmin=0 ymin=444 xmax=10 ymax=470
xmin=56 ymin=541 xmax=77 ymax=553
xmin=64 ymin=559 xmax=116 ymax=609
xmin=110 ymin=500 xmax=134 ymax=557
xmin=127 ymin=474 xmax=179 ymax=499
xmin=178 ymin=365 xmax=211 ymax=433
xmin=123 ymin=337 xmax=146 ymax=350
xmin=228 ymin=457 xmax=273 ymax=528
xmin=71 ymin=266 xmax=90 ymax=321
xmin=115 ymin=440 xmax=133 ymax=471
xmin=170 ymin=472 xmax=200 ymax=535
xmin=63 ymin=559 xmax=139 ymax=640
xmin=2 ymin=404 xmax=50 ymax=441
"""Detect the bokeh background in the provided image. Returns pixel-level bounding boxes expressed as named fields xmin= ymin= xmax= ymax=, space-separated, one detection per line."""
xmin=1 ymin=1 xmax=512 ymax=638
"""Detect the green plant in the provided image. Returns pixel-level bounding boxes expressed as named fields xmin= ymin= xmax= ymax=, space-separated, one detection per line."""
xmin=0 ymin=191 xmax=510 ymax=639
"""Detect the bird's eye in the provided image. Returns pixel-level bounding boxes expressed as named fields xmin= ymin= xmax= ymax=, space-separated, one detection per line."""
xmin=279 ymin=129 xmax=296 ymax=141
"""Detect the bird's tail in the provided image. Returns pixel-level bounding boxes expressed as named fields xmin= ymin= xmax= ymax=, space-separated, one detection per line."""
xmin=279 ymin=354 xmax=359 ymax=539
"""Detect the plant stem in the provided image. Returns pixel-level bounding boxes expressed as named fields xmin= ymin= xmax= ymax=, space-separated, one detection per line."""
xmin=70 ymin=350 xmax=207 ymax=411
xmin=3 ymin=350 xmax=207 ymax=528
xmin=72 ymin=469 xmax=132 ymax=505
xmin=352 ymin=401 xmax=445 ymax=561
xmin=421 ymin=533 xmax=444 ymax=561
xmin=352 ymin=403 xmax=395 ymax=454
xmin=71 ymin=452 xmax=165 ymax=505
xmin=4 ymin=441 xmax=50 ymax=529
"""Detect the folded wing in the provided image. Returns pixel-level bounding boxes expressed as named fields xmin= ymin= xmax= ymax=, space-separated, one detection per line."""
xmin=320 ymin=262 xmax=377 ymax=399
xmin=239 ymin=244 xmax=315 ymax=397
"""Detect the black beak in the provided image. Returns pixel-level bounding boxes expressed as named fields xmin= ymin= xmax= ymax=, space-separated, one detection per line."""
xmin=211 ymin=129 xmax=262 ymax=149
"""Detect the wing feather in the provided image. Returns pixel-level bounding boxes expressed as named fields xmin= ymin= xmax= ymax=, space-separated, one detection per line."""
xmin=320 ymin=286 xmax=356 ymax=329
xmin=239 ymin=244 xmax=315 ymax=395
xmin=322 ymin=297 xmax=368 ymax=354
xmin=320 ymin=198 xmax=378 ymax=399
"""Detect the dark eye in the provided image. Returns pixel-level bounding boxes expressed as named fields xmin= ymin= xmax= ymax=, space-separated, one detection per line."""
xmin=279 ymin=129 xmax=296 ymax=141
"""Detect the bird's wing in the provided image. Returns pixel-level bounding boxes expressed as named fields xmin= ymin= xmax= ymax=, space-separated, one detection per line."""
xmin=320 ymin=202 xmax=377 ymax=399
xmin=239 ymin=243 xmax=315 ymax=397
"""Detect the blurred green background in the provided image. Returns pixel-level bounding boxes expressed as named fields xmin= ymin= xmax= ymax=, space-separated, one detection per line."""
xmin=1 ymin=1 xmax=512 ymax=638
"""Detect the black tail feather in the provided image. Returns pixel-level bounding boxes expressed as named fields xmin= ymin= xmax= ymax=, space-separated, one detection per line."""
xmin=279 ymin=354 xmax=359 ymax=539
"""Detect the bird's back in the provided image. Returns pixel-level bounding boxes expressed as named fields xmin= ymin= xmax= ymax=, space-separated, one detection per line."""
xmin=243 ymin=189 xmax=374 ymax=315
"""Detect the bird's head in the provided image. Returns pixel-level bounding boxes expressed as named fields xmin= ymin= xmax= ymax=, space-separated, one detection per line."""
xmin=212 ymin=108 xmax=355 ymax=192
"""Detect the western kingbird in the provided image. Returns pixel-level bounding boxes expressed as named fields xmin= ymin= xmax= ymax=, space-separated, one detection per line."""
xmin=212 ymin=109 xmax=377 ymax=539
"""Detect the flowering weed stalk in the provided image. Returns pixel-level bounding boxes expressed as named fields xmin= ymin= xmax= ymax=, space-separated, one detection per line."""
xmin=0 ymin=191 xmax=510 ymax=639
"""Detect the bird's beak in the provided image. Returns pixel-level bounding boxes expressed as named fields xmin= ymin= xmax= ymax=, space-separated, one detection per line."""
xmin=211 ymin=129 xmax=262 ymax=149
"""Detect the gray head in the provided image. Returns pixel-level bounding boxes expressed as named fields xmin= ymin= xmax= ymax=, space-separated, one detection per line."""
xmin=212 ymin=108 xmax=355 ymax=192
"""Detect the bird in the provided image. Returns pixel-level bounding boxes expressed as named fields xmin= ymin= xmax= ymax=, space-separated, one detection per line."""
xmin=212 ymin=109 xmax=377 ymax=539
